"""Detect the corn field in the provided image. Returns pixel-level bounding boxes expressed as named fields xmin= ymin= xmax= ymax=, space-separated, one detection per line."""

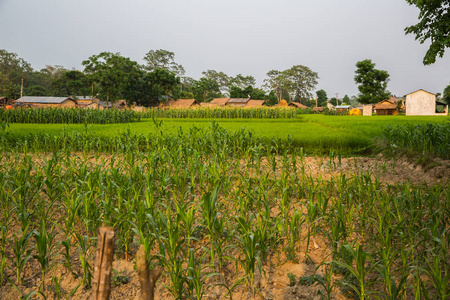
xmin=142 ymin=107 xmax=312 ymax=119
xmin=382 ymin=122 xmax=450 ymax=159
xmin=0 ymin=121 xmax=449 ymax=299
xmin=0 ymin=108 xmax=140 ymax=124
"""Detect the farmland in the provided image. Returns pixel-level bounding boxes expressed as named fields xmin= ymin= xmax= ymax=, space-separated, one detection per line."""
xmin=0 ymin=110 xmax=449 ymax=299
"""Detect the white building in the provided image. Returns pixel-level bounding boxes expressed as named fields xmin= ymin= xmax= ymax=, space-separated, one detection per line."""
xmin=405 ymin=89 xmax=448 ymax=116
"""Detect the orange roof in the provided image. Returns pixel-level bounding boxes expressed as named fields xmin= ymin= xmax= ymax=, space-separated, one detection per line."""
xmin=289 ymin=102 xmax=308 ymax=109
xmin=245 ymin=99 xmax=266 ymax=108
xmin=199 ymin=103 xmax=217 ymax=107
xmin=171 ymin=99 xmax=198 ymax=108
xmin=210 ymin=98 xmax=230 ymax=106
xmin=374 ymin=99 xmax=397 ymax=110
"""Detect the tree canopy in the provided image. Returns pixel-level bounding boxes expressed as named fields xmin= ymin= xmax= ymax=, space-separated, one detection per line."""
xmin=354 ymin=59 xmax=390 ymax=104
xmin=143 ymin=49 xmax=185 ymax=76
xmin=405 ymin=0 xmax=450 ymax=65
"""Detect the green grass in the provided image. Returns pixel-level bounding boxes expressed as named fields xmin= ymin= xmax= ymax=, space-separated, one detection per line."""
xmin=3 ymin=115 xmax=449 ymax=154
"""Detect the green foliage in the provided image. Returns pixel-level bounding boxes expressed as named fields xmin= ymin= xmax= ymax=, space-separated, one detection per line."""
xmin=354 ymin=59 xmax=390 ymax=104
xmin=405 ymin=0 xmax=450 ymax=65
xmin=0 ymin=108 xmax=140 ymax=124
xmin=316 ymin=89 xmax=328 ymax=106
xmin=381 ymin=122 xmax=450 ymax=159
xmin=443 ymin=84 xmax=450 ymax=104
xmin=229 ymin=85 xmax=267 ymax=99
xmin=143 ymin=49 xmax=185 ymax=76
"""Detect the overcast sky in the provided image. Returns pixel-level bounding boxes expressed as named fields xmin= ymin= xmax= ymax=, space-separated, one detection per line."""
xmin=1 ymin=0 xmax=449 ymax=97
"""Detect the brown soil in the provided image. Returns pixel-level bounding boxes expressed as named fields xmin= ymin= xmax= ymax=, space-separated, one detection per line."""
xmin=0 ymin=154 xmax=448 ymax=300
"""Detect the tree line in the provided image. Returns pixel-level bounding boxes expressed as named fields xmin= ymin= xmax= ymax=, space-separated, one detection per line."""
xmin=1 ymin=49 xmax=449 ymax=107
xmin=0 ymin=49 xmax=322 ymax=107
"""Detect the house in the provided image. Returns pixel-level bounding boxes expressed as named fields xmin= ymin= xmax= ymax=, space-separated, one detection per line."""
xmin=226 ymin=98 xmax=250 ymax=107
xmin=199 ymin=102 xmax=218 ymax=108
xmin=98 ymin=100 xmax=127 ymax=109
xmin=288 ymin=102 xmax=308 ymax=109
xmin=170 ymin=99 xmax=199 ymax=108
xmin=405 ymin=89 xmax=448 ymax=116
xmin=313 ymin=107 xmax=324 ymax=114
xmin=363 ymin=105 xmax=373 ymax=116
xmin=335 ymin=105 xmax=351 ymax=113
xmin=75 ymin=96 xmax=100 ymax=104
xmin=210 ymin=98 xmax=230 ymax=106
xmin=244 ymin=100 xmax=266 ymax=108
xmin=374 ymin=100 xmax=398 ymax=115
xmin=78 ymin=102 xmax=100 ymax=109
xmin=15 ymin=96 xmax=77 ymax=108
xmin=0 ymin=97 xmax=14 ymax=107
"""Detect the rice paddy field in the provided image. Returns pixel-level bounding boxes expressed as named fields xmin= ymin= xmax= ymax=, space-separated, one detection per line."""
xmin=0 ymin=108 xmax=449 ymax=299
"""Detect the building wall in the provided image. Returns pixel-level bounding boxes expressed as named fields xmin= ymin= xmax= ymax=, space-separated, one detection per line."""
xmin=405 ymin=90 xmax=436 ymax=116
xmin=28 ymin=100 xmax=77 ymax=109
xmin=363 ymin=105 xmax=372 ymax=116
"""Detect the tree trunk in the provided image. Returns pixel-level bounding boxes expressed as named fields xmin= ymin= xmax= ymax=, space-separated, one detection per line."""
xmin=136 ymin=245 xmax=162 ymax=300
xmin=92 ymin=227 xmax=115 ymax=300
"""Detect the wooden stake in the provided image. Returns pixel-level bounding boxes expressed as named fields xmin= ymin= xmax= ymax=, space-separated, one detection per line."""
xmin=92 ymin=227 xmax=115 ymax=300
xmin=136 ymin=245 xmax=162 ymax=300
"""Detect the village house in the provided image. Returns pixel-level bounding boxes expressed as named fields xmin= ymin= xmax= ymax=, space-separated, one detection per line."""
xmin=374 ymin=99 xmax=399 ymax=115
xmin=15 ymin=96 xmax=77 ymax=108
xmin=335 ymin=105 xmax=352 ymax=113
xmin=0 ymin=97 xmax=14 ymax=108
xmin=169 ymin=99 xmax=199 ymax=108
xmin=244 ymin=99 xmax=266 ymax=108
xmin=288 ymin=102 xmax=308 ymax=109
xmin=405 ymin=89 xmax=448 ymax=116
xmin=226 ymin=98 xmax=250 ymax=107
xmin=210 ymin=98 xmax=231 ymax=106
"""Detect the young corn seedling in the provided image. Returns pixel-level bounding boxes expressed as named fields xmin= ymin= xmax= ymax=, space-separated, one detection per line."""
xmin=33 ymin=219 xmax=58 ymax=291
xmin=11 ymin=224 xmax=34 ymax=286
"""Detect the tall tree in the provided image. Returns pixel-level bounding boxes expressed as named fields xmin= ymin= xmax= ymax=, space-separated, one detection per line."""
xmin=50 ymin=70 xmax=90 ymax=97
xmin=230 ymin=74 xmax=256 ymax=89
xmin=82 ymin=52 xmax=141 ymax=104
xmin=202 ymin=70 xmax=230 ymax=95
xmin=442 ymin=83 xmax=450 ymax=104
xmin=284 ymin=65 xmax=319 ymax=103
xmin=263 ymin=70 xmax=286 ymax=103
xmin=354 ymin=59 xmax=390 ymax=104
xmin=316 ymin=89 xmax=328 ymax=106
xmin=143 ymin=49 xmax=185 ymax=76
xmin=230 ymin=85 xmax=266 ymax=99
xmin=193 ymin=77 xmax=221 ymax=102
xmin=405 ymin=0 xmax=450 ymax=65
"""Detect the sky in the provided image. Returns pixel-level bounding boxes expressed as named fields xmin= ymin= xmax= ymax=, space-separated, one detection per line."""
xmin=0 ymin=0 xmax=449 ymax=98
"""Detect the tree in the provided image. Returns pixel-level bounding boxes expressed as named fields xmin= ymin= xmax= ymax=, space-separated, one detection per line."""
xmin=202 ymin=70 xmax=230 ymax=95
xmin=193 ymin=77 xmax=221 ymax=102
xmin=443 ymin=83 xmax=450 ymax=104
xmin=263 ymin=70 xmax=286 ymax=103
xmin=316 ymin=89 xmax=328 ymax=107
xmin=354 ymin=59 xmax=390 ymax=104
xmin=50 ymin=70 xmax=90 ymax=97
xmin=404 ymin=0 xmax=450 ymax=65
xmin=143 ymin=49 xmax=185 ymax=76
xmin=284 ymin=65 xmax=319 ymax=104
xmin=342 ymin=95 xmax=350 ymax=105
xmin=0 ymin=49 xmax=33 ymax=86
xmin=229 ymin=85 xmax=267 ymax=99
xmin=82 ymin=52 xmax=141 ymax=104
xmin=230 ymin=74 xmax=256 ymax=89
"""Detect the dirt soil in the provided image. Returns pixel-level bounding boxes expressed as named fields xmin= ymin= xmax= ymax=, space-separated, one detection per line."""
xmin=0 ymin=155 xmax=448 ymax=300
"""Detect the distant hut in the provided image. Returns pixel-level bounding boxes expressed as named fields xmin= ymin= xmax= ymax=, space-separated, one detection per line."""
xmin=210 ymin=98 xmax=230 ymax=106
xmin=288 ymin=102 xmax=308 ymax=109
xmin=15 ymin=96 xmax=77 ymax=108
xmin=374 ymin=99 xmax=398 ymax=115
xmin=0 ymin=97 xmax=13 ymax=107
xmin=226 ymin=98 xmax=250 ymax=107
xmin=199 ymin=102 xmax=218 ymax=108
xmin=171 ymin=99 xmax=199 ymax=108
xmin=244 ymin=100 xmax=266 ymax=108
xmin=335 ymin=105 xmax=351 ymax=113
xmin=313 ymin=107 xmax=324 ymax=114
